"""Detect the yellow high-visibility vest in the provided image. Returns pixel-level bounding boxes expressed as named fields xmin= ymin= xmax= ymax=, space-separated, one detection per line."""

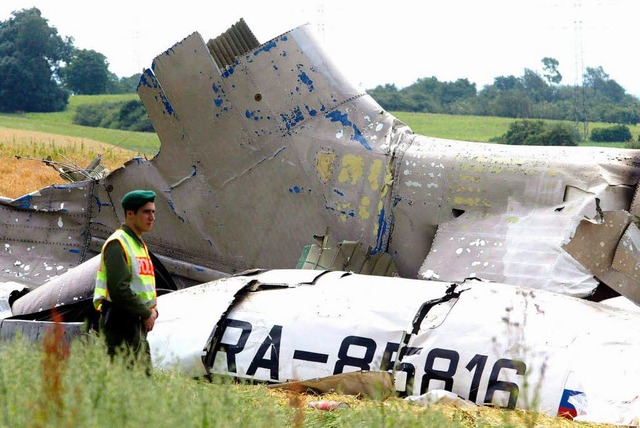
xmin=93 ymin=229 xmax=156 ymax=311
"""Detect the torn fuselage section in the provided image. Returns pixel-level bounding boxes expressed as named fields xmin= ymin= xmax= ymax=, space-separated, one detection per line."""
xmin=393 ymin=137 xmax=640 ymax=299
xmin=148 ymin=269 xmax=640 ymax=424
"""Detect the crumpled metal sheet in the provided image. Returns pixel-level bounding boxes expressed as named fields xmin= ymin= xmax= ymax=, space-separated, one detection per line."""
xmin=402 ymin=137 xmax=640 ymax=296
xmin=563 ymin=211 xmax=640 ymax=303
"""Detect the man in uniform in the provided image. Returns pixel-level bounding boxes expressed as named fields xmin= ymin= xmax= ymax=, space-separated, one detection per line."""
xmin=93 ymin=190 xmax=159 ymax=370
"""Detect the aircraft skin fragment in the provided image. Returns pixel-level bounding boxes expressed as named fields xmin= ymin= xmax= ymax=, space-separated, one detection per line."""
xmin=147 ymin=270 xmax=640 ymax=425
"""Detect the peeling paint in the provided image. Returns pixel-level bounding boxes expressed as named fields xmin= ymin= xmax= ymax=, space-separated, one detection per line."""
xmin=359 ymin=197 xmax=371 ymax=220
xmin=338 ymin=155 xmax=364 ymax=185
xmin=297 ymin=71 xmax=314 ymax=92
xmin=325 ymin=110 xmax=372 ymax=150
xmin=281 ymin=106 xmax=305 ymax=131
xmin=316 ymin=151 xmax=336 ymax=183
xmin=253 ymin=40 xmax=278 ymax=56
xmin=368 ymin=159 xmax=382 ymax=191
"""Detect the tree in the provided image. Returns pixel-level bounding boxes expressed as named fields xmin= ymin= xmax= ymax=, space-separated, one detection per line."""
xmin=0 ymin=8 xmax=72 ymax=112
xmin=107 ymin=73 xmax=142 ymax=94
xmin=367 ymin=84 xmax=403 ymax=111
xmin=493 ymin=75 xmax=521 ymax=91
xmin=522 ymin=68 xmax=551 ymax=102
xmin=63 ymin=49 xmax=110 ymax=94
xmin=503 ymin=119 xmax=577 ymax=146
xmin=541 ymin=57 xmax=562 ymax=85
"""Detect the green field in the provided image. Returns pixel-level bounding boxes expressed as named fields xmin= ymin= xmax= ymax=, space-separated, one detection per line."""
xmin=0 ymin=95 xmax=636 ymax=152
xmin=0 ymin=94 xmax=159 ymax=155
xmin=392 ymin=111 xmax=640 ymax=148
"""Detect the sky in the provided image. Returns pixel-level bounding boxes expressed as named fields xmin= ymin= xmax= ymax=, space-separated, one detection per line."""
xmin=1 ymin=0 xmax=639 ymax=96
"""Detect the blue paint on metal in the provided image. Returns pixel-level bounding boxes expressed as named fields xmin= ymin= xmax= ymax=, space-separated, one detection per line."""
xmin=351 ymin=126 xmax=371 ymax=150
xmin=191 ymin=164 xmax=197 ymax=176
xmin=137 ymin=69 xmax=158 ymax=90
xmin=254 ymin=40 xmax=277 ymax=56
xmin=280 ymin=106 xmax=305 ymax=131
xmin=160 ymin=93 xmax=175 ymax=116
xmin=212 ymin=83 xmax=220 ymax=94
xmin=325 ymin=110 xmax=372 ymax=151
xmin=67 ymin=248 xmax=80 ymax=254
xmin=195 ymin=267 xmax=204 ymax=272
xmin=298 ymin=71 xmax=314 ymax=92
xmin=289 ymin=186 xmax=302 ymax=194
xmin=304 ymin=105 xmax=317 ymax=116
xmin=94 ymin=196 xmax=111 ymax=213
xmin=246 ymin=110 xmax=262 ymax=121
xmin=167 ymin=199 xmax=185 ymax=223
xmin=326 ymin=110 xmax=350 ymax=126
xmin=372 ymin=207 xmax=388 ymax=254
xmin=214 ymin=98 xmax=223 ymax=107
xmin=333 ymin=189 xmax=344 ymax=196
xmin=222 ymin=66 xmax=235 ymax=78
xmin=339 ymin=209 xmax=355 ymax=218
xmin=13 ymin=194 xmax=33 ymax=209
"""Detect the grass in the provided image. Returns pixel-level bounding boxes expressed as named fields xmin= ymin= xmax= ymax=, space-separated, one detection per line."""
xmin=0 ymin=331 xmax=618 ymax=428
xmin=0 ymin=128 xmax=136 ymax=198
xmin=0 ymin=94 xmax=160 ymax=155
xmin=393 ymin=112 xmax=514 ymax=143
xmin=392 ymin=111 xmax=640 ymax=148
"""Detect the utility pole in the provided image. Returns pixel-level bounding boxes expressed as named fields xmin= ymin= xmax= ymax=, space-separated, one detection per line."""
xmin=573 ymin=0 xmax=588 ymax=138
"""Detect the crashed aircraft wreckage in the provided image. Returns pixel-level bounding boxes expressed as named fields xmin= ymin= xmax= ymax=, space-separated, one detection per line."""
xmin=1 ymin=18 xmax=640 ymax=425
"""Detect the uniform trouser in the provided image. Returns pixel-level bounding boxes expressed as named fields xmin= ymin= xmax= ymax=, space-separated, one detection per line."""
xmin=99 ymin=306 xmax=152 ymax=374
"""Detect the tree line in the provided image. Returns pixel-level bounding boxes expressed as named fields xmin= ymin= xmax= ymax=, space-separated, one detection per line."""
xmin=368 ymin=58 xmax=640 ymax=125
xmin=0 ymin=8 xmax=139 ymax=113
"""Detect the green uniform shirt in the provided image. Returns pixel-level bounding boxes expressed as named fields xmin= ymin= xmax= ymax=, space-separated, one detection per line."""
xmin=103 ymin=225 xmax=153 ymax=319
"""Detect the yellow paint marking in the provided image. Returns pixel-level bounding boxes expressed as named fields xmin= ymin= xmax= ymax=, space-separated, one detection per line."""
xmin=359 ymin=197 xmax=371 ymax=219
xmin=338 ymin=154 xmax=364 ymax=185
xmin=368 ymin=159 xmax=382 ymax=190
xmin=316 ymin=151 xmax=336 ymax=183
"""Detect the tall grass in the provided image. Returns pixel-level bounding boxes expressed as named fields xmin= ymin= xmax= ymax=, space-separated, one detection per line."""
xmin=0 ymin=333 xmax=461 ymax=428
xmin=0 ymin=330 xmax=617 ymax=428
xmin=0 ymin=128 xmax=136 ymax=198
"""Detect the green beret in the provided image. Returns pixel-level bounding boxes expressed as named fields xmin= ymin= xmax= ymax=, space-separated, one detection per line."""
xmin=121 ymin=190 xmax=156 ymax=211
